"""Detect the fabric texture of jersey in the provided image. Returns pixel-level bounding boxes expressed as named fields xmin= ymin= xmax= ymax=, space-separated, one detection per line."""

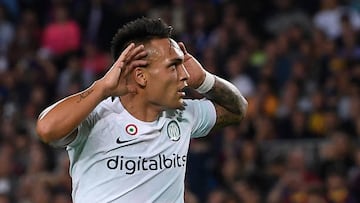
xmin=66 ymin=97 xmax=216 ymax=203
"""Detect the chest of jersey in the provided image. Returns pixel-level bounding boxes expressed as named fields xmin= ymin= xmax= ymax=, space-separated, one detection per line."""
xmin=81 ymin=112 xmax=191 ymax=176
xmin=68 ymin=99 xmax=215 ymax=202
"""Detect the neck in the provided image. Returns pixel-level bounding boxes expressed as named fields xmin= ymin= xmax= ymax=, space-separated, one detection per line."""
xmin=120 ymin=94 xmax=162 ymax=122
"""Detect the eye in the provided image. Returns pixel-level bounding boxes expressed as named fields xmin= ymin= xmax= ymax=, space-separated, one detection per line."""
xmin=168 ymin=60 xmax=183 ymax=70
xmin=169 ymin=63 xmax=177 ymax=70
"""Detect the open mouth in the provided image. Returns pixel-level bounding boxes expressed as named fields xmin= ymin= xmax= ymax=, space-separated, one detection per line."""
xmin=178 ymin=86 xmax=189 ymax=97
xmin=177 ymin=89 xmax=185 ymax=96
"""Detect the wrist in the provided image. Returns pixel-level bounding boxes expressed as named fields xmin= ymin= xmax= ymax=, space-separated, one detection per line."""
xmin=195 ymin=71 xmax=215 ymax=94
xmin=94 ymin=79 xmax=109 ymax=100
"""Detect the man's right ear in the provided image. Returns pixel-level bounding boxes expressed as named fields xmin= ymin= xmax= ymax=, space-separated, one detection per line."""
xmin=134 ymin=67 xmax=147 ymax=87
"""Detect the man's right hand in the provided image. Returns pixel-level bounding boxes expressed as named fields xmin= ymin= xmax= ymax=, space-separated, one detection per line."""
xmin=99 ymin=43 xmax=148 ymax=98
xmin=36 ymin=43 xmax=148 ymax=144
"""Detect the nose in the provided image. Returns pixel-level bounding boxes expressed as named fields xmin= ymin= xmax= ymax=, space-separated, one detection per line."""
xmin=178 ymin=65 xmax=190 ymax=82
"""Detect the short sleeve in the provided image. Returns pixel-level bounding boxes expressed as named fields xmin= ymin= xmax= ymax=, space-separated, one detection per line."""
xmin=67 ymin=97 xmax=122 ymax=148
xmin=186 ymin=99 xmax=216 ymax=138
xmin=67 ymin=108 xmax=99 ymax=148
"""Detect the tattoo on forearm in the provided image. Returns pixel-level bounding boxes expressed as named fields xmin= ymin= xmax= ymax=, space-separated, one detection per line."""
xmin=214 ymin=110 xmax=237 ymax=129
xmin=77 ymin=89 xmax=94 ymax=103
xmin=205 ymin=77 xmax=247 ymax=117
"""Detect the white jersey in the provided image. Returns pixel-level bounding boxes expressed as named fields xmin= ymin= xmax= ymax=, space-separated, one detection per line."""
xmin=66 ymin=97 xmax=216 ymax=203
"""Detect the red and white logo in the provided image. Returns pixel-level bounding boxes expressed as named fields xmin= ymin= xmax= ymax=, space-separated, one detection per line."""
xmin=125 ymin=124 xmax=138 ymax=135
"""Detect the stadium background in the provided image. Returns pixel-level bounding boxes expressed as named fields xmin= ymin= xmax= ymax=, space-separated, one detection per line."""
xmin=0 ymin=0 xmax=359 ymax=202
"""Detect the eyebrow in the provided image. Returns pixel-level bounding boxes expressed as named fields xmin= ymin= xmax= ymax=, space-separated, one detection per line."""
xmin=168 ymin=57 xmax=183 ymax=65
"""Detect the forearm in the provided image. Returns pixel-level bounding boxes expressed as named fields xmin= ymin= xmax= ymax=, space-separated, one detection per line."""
xmin=200 ymin=74 xmax=248 ymax=128
xmin=205 ymin=76 xmax=247 ymax=117
xmin=36 ymin=81 xmax=106 ymax=143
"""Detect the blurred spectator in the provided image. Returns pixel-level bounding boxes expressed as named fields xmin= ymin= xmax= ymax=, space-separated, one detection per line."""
xmin=184 ymin=188 xmax=199 ymax=203
xmin=0 ymin=194 xmax=10 ymax=203
xmin=337 ymin=14 xmax=360 ymax=61
xmin=0 ymin=0 xmax=18 ymax=21
xmin=73 ymin=0 xmax=120 ymax=51
xmin=313 ymin=0 xmax=360 ymax=39
xmin=318 ymin=131 xmax=355 ymax=179
xmin=237 ymin=139 xmax=264 ymax=176
xmin=325 ymin=170 xmax=356 ymax=203
xmin=267 ymin=168 xmax=309 ymax=203
xmin=232 ymin=179 xmax=261 ymax=203
xmin=57 ymin=53 xmax=86 ymax=98
xmin=265 ymin=0 xmax=312 ymax=37
xmin=0 ymin=4 xmax=14 ymax=56
xmin=41 ymin=3 xmax=81 ymax=57
xmin=0 ymin=142 xmax=15 ymax=200
xmin=227 ymin=49 xmax=256 ymax=98
xmin=206 ymin=187 xmax=234 ymax=203
xmin=348 ymin=148 xmax=360 ymax=201
xmin=186 ymin=137 xmax=213 ymax=202
xmin=7 ymin=9 xmax=41 ymax=66
xmin=81 ymin=41 xmax=111 ymax=82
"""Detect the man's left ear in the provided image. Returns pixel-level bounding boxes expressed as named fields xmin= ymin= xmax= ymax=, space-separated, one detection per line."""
xmin=134 ymin=67 xmax=147 ymax=87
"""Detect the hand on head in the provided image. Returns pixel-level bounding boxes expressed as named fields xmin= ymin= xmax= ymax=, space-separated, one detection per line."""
xmin=100 ymin=43 xmax=148 ymax=98
xmin=177 ymin=42 xmax=207 ymax=89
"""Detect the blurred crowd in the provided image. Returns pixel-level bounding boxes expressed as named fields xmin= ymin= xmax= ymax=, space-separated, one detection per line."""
xmin=0 ymin=0 xmax=359 ymax=202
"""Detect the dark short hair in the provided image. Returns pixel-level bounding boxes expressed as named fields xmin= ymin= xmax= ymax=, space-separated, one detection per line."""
xmin=110 ymin=17 xmax=173 ymax=60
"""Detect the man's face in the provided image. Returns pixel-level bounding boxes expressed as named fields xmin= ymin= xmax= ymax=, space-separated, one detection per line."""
xmin=143 ymin=38 xmax=189 ymax=110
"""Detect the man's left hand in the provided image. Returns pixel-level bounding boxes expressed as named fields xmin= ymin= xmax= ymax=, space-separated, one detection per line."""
xmin=178 ymin=42 xmax=207 ymax=89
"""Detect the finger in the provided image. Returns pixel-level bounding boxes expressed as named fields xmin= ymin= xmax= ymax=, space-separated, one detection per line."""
xmin=108 ymin=61 xmax=123 ymax=77
xmin=121 ymin=60 xmax=148 ymax=77
xmin=178 ymin=42 xmax=187 ymax=54
xmin=129 ymin=60 xmax=148 ymax=68
xmin=123 ymin=60 xmax=148 ymax=75
xmin=125 ymin=44 xmax=145 ymax=63
xmin=114 ymin=43 xmax=135 ymax=67
xmin=133 ymin=50 xmax=148 ymax=60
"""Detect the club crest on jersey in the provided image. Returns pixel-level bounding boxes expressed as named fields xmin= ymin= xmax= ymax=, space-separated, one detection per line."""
xmin=125 ymin=124 xmax=138 ymax=135
xmin=167 ymin=121 xmax=180 ymax=141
